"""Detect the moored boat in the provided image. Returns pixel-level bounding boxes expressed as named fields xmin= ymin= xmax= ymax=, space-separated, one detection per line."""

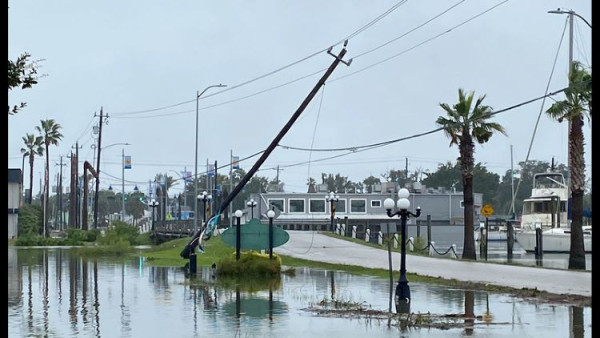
xmin=514 ymin=171 xmax=591 ymax=253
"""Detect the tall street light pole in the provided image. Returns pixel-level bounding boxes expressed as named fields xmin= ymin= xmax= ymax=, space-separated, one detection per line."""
xmin=194 ymin=84 xmax=227 ymax=233
xmin=121 ymin=148 xmax=126 ymax=222
xmin=384 ymin=188 xmax=421 ymax=314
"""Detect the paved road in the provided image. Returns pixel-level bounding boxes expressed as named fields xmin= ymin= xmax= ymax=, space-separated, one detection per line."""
xmin=274 ymin=231 xmax=592 ymax=297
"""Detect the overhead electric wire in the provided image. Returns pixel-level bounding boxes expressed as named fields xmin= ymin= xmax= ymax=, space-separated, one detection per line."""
xmin=278 ymin=87 xmax=567 ymax=154
xmin=351 ymin=0 xmax=465 ymax=60
xmin=111 ymin=1 xmax=408 ymax=116
xmin=305 ymin=87 xmax=326 ymax=186
xmin=505 ymin=16 xmax=568 ymax=217
xmin=110 ymin=1 xmax=507 ymax=121
xmin=329 ymin=0 xmax=509 ymax=83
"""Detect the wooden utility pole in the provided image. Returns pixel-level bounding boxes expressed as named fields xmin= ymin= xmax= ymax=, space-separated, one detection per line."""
xmin=181 ymin=42 xmax=352 ymax=258
xmin=93 ymin=108 xmax=108 ymax=229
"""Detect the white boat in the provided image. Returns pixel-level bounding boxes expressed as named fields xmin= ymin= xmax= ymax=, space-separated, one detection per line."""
xmin=515 ymin=225 xmax=592 ymax=253
xmin=514 ymin=171 xmax=592 ymax=253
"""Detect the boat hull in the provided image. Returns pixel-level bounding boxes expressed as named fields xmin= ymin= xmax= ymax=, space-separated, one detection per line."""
xmin=515 ymin=229 xmax=592 ymax=253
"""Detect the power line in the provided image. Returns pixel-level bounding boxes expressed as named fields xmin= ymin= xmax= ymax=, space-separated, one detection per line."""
xmin=110 ymin=1 xmax=408 ymax=116
xmin=109 ymin=1 xmax=507 ymax=120
xmin=278 ymin=87 xmax=568 ymax=153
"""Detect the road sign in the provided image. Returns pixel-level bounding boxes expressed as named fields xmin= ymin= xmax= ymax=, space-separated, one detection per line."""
xmin=481 ymin=204 xmax=494 ymax=218
xmin=221 ymin=219 xmax=290 ymax=250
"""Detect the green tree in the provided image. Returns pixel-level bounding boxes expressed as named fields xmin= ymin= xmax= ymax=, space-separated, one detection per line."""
xmin=126 ymin=191 xmax=147 ymax=222
xmin=36 ymin=119 xmax=63 ymax=237
xmin=362 ymin=175 xmax=381 ymax=193
xmin=8 ymin=52 xmax=43 ymax=115
xmin=20 ymin=133 xmax=44 ymax=205
xmin=545 ymin=61 xmax=592 ymax=270
xmin=436 ymin=89 xmax=506 ymax=260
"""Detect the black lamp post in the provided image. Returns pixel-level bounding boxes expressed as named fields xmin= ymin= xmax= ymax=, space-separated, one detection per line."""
xmin=198 ymin=191 xmax=212 ymax=229
xmin=234 ymin=209 xmax=243 ymax=261
xmin=383 ymin=188 xmax=421 ymax=313
xmin=325 ymin=192 xmax=339 ymax=233
xmin=267 ymin=209 xmax=276 ymax=259
xmin=247 ymin=198 xmax=257 ymax=219
xmin=150 ymin=199 xmax=159 ymax=231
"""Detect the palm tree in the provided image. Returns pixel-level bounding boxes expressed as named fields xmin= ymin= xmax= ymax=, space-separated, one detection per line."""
xmin=545 ymin=61 xmax=592 ymax=270
xmin=436 ymin=89 xmax=506 ymax=260
xmin=20 ymin=133 xmax=44 ymax=204
xmin=36 ymin=119 xmax=63 ymax=237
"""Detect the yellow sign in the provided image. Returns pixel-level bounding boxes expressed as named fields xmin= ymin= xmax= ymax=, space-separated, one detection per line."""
xmin=481 ymin=204 xmax=494 ymax=218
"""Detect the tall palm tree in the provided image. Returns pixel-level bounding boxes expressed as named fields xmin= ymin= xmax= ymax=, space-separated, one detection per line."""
xmin=436 ymin=89 xmax=506 ymax=260
xmin=36 ymin=119 xmax=63 ymax=237
xmin=545 ymin=61 xmax=592 ymax=270
xmin=20 ymin=133 xmax=44 ymax=204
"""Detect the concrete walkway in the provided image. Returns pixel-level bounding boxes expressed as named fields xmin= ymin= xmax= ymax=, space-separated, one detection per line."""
xmin=274 ymin=231 xmax=592 ymax=297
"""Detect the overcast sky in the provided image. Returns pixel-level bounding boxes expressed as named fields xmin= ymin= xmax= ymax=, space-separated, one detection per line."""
xmin=8 ymin=0 xmax=592 ymax=196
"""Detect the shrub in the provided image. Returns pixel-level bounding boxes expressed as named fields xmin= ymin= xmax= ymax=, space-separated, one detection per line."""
xmin=18 ymin=204 xmax=42 ymax=236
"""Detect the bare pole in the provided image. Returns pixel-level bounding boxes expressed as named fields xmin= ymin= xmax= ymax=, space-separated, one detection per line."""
xmin=93 ymin=108 xmax=105 ymax=229
xmin=181 ymin=43 xmax=352 ymax=258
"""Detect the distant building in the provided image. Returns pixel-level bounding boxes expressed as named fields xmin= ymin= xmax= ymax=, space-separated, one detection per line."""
xmin=242 ymin=182 xmax=483 ymax=235
xmin=8 ymin=169 xmax=22 ymax=239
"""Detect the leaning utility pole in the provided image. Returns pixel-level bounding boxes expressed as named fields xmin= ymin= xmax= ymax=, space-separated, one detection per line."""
xmin=181 ymin=42 xmax=352 ymax=259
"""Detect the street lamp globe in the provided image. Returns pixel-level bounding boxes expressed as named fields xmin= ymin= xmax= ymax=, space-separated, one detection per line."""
xmin=397 ymin=198 xmax=410 ymax=210
xmin=383 ymin=198 xmax=395 ymax=210
xmin=267 ymin=210 xmax=275 ymax=218
xmin=234 ymin=209 xmax=243 ymax=218
xmin=398 ymin=188 xmax=410 ymax=199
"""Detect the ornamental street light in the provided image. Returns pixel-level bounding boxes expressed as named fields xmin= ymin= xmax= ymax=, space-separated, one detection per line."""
xmin=150 ymin=199 xmax=159 ymax=231
xmin=194 ymin=84 xmax=227 ymax=233
xmin=325 ymin=192 xmax=339 ymax=232
xmin=267 ymin=209 xmax=276 ymax=260
xmin=234 ymin=209 xmax=243 ymax=261
xmin=198 ymin=191 xmax=212 ymax=229
xmin=384 ymin=188 xmax=421 ymax=314
xmin=247 ymin=198 xmax=257 ymax=219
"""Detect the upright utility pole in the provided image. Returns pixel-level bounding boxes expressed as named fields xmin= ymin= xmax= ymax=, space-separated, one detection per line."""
xmin=57 ymin=156 xmax=65 ymax=230
xmin=93 ymin=108 xmax=107 ymax=229
xmin=229 ymin=150 xmax=233 ymax=228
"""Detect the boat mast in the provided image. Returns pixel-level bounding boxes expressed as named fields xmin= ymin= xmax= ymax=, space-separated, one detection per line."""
xmin=510 ymin=145 xmax=515 ymax=219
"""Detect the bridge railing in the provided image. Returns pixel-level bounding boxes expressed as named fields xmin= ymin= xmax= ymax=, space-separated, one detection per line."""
xmin=153 ymin=220 xmax=196 ymax=237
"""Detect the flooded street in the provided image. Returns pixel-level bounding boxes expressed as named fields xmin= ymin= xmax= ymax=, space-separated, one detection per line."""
xmin=8 ymin=246 xmax=591 ymax=337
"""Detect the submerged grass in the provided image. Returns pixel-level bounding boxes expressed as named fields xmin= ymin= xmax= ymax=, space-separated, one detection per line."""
xmin=134 ymin=234 xmax=590 ymax=307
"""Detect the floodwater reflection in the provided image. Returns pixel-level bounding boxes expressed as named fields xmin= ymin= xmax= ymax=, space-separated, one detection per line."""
xmin=7 ymin=246 xmax=591 ymax=337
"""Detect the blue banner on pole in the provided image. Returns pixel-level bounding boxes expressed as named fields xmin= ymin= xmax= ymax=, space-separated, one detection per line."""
xmin=124 ymin=155 xmax=132 ymax=169
xmin=232 ymin=155 xmax=240 ymax=169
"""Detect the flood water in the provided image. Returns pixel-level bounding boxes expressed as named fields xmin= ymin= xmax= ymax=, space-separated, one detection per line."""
xmin=7 ymin=246 xmax=591 ymax=337
xmin=404 ymin=225 xmax=592 ymax=271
